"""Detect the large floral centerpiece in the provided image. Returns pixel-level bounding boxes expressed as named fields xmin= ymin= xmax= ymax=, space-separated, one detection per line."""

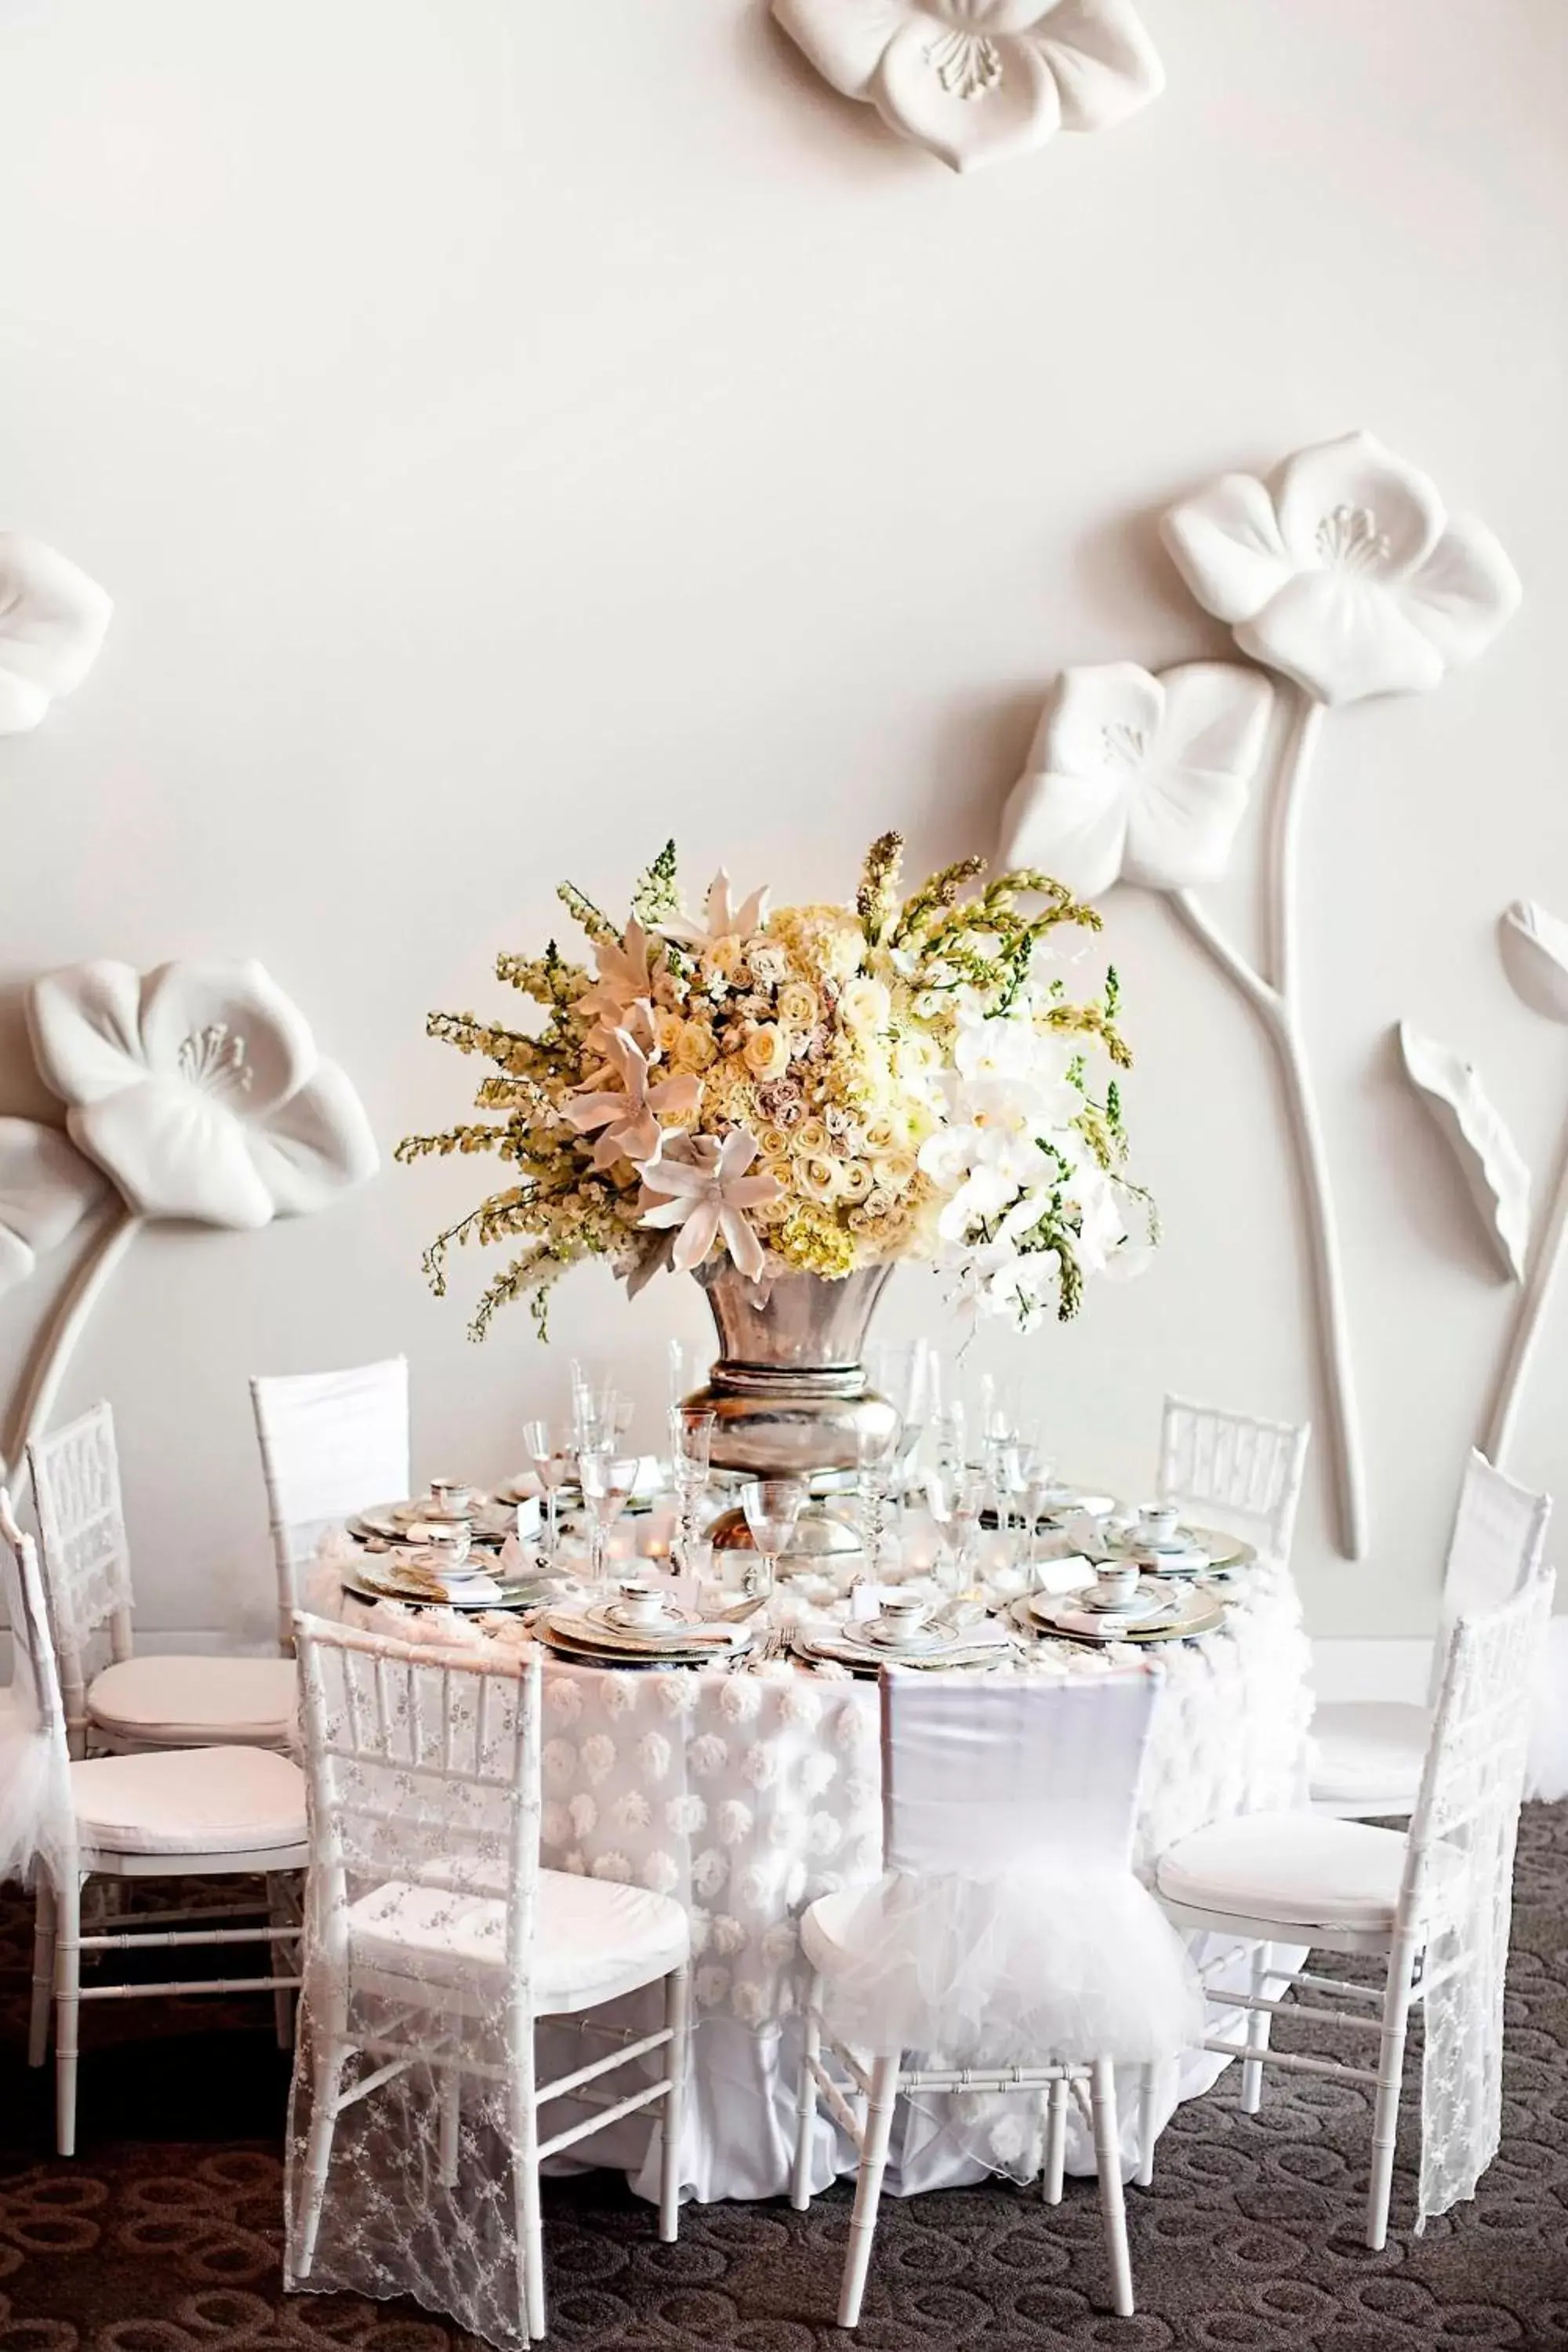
xmin=398 ymin=834 xmax=1151 ymax=1335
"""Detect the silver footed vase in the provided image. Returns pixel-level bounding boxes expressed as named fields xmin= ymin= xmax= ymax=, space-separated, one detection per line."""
xmin=686 ymin=1262 xmax=897 ymax=1562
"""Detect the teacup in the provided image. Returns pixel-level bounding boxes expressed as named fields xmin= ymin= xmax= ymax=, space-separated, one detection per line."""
xmin=1090 ymin=1561 xmax=1141 ymax=1611
xmin=406 ymin=1519 xmax=474 ymax=1568
xmin=612 ymin=1579 xmax=675 ymax=1629
xmin=426 ymin=1479 xmax=477 ymax=1523
xmin=870 ymin=1593 xmax=931 ymax=1648
xmin=1134 ymin=1503 xmax=1181 ymax=1551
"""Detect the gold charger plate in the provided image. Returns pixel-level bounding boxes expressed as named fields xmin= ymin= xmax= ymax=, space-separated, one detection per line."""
xmin=340 ymin=1563 xmax=548 ymax=1613
xmin=1009 ymin=1588 xmax=1226 ymax=1646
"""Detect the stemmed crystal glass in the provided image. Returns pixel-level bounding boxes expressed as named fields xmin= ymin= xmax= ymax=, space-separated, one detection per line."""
xmin=739 ymin=1478 xmax=807 ymax=1601
xmin=855 ymin=1416 xmax=902 ymax=1573
xmin=521 ymin=1418 xmax=575 ymax=1562
xmin=669 ymin=1406 xmax=715 ymax=1577
xmin=926 ymin=1463 xmax=987 ymax=1593
xmin=868 ymin=1340 xmax=930 ymax=1526
xmin=577 ymin=1449 xmax=641 ymax=1592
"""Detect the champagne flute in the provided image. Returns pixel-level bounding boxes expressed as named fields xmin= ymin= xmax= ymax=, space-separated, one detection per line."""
xmin=577 ymin=1449 xmax=641 ymax=1592
xmin=739 ymin=1478 xmax=807 ymax=1602
xmin=669 ymin=1406 xmax=715 ymax=1576
xmin=855 ymin=1416 xmax=902 ymax=1572
xmin=521 ymin=1419 xmax=574 ymax=1561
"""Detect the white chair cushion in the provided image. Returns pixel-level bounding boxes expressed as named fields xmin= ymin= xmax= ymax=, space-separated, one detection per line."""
xmin=346 ymin=1871 xmax=690 ymax=2014
xmin=1156 ymin=1810 xmax=1467 ymax=1933
xmin=71 ymin=1745 xmax=308 ymax=1857
xmin=88 ymin=1654 xmax=297 ymax=1746
xmin=1309 ymin=1700 xmax=1428 ymax=1807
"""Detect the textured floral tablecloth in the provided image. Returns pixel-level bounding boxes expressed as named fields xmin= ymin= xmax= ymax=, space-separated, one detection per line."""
xmin=304 ymin=1545 xmax=1313 ymax=2201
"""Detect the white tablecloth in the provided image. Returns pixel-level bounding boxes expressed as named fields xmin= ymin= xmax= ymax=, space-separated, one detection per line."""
xmin=304 ymin=1545 xmax=1313 ymax=2201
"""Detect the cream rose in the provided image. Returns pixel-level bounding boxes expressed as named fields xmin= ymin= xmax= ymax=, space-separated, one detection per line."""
xmin=743 ymin=1023 xmax=791 ymax=1082
xmin=799 ymin=1154 xmax=844 ymax=1203
xmin=778 ymin=982 xmax=819 ymax=1031
xmin=672 ymin=1022 xmax=718 ymax=1074
xmin=795 ymin=1117 xmax=828 ymax=1155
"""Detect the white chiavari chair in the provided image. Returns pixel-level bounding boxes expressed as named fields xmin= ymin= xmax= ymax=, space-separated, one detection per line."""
xmin=1156 ymin=1396 xmax=1311 ymax=1565
xmin=250 ymin=1355 xmax=409 ymax=1653
xmin=1153 ymin=1570 xmax=1554 ymax=2246
xmin=1 ymin=1488 xmax=307 ymax=2156
xmin=1311 ymin=1450 xmax=1550 ymax=1818
xmin=28 ymin=1403 xmax=296 ymax=1758
xmin=790 ymin=1664 xmax=1200 ymax=2329
xmin=287 ymin=1615 xmax=691 ymax=2346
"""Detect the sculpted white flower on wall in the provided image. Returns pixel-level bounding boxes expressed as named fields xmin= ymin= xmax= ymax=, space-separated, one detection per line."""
xmin=27 ymin=959 xmax=379 ymax=1228
xmin=0 ymin=532 xmax=112 ymax=737
xmin=0 ymin=1120 xmax=107 ymax=1295
xmin=1161 ymin=430 xmax=1522 ymax=707
xmin=1000 ymin=660 xmax=1273 ymax=901
xmin=773 ymin=0 xmax=1163 ymax=176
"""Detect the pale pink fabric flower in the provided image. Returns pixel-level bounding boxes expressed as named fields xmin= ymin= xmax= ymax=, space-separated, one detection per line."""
xmin=658 ymin=869 xmax=771 ymax=954
xmin=637 ymin=1129 xmax=781 ymax=1280
xmin=577 ymin=917 xmax=662 ymax=1039
xmin=563 ymin=1025 xmax=701 ymax=1170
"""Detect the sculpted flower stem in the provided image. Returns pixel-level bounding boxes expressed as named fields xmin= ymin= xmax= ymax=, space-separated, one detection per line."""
xmin=2 ymin=1205 xmax=141 ymax=1479
xmin=1170 ymin=690 xmax=1368 ymax=1561
xmin=1485 ymin=1128 xmax=1568 ymax=1467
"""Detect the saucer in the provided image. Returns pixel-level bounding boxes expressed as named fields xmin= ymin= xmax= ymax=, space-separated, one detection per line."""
xmin=1028 ymin=1585 xmax=1168 ymax=1629
xmin=860 ymin=1619 xmax=943 ymax=1653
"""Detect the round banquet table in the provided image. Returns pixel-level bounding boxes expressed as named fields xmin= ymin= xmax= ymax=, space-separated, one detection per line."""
xmin=303 ymin=1539 xmax=1314 ymax=2204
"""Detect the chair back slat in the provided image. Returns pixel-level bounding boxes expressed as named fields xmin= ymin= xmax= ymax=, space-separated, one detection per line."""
xmin=1157 ymin=1396 xmax=1310 ymax=1563
xmin=293 ymin=1613 xmax=540 ymax=1984
xmin=1439 ymin=1448 xmax=1549 ymax=1628
xmin=0 ymin=1486 xmax=76 ymax=1881
xmin=27 ymin=1403 xmax=136 ymax=1749
xmin=251 ymin=1357 xmax=409 ymax=1651
xmin=880 ymin=1665 xmax=1156 ymax=1878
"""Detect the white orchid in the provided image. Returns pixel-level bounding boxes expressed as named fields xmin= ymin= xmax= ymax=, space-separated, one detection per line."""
xmin=563 ymin=1025 xmax=702 ymax=1171
xmin=636 ymin=1130 xmax=782 ymax=1282
xmin=1160 ymin=431 xmax=1522 ymax=708
xmin=1000 ymin=660 xmax=1273 ymax=901
xmin=27 ymin=958 xmax=379 ymax=1229
xmin=0 ymin=532 xmax=113 ymax=737
xmin=0 ymin=1119 xmax=107 ymax=1295
xmin=657 ymin=869 xmax=771 ymax=954
xmin=772 ymin=0 xmax=1163 ymax=176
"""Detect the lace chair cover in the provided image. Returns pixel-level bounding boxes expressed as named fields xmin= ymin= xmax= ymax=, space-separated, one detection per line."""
xmin=0 ymin=1493 xmax=76 ymax=1887
xmin=1414 ymin=1570 xmax=1555 ymax=2230
xmin=816 ymin=1666 xmax=1203 ymax=2067
xmin=27 ymin=1405 xmax=134 ymax=1741
xmin=1428 ymin=1450 xmax=1549 ymax=1707
xmin=1157 ymin=1396 xmax=1310 ymax=1564
xmin=286 ymin=1615 xmax=544 ymax=2349
xmin=251 ymin=1357 xmax=409 ymax=1649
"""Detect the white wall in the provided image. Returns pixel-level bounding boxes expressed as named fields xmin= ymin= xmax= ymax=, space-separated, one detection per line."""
xmin=2 ymin=0 xmax=1565 ymax=1646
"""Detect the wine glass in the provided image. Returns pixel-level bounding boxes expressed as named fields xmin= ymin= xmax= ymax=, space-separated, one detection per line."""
xmin=521 ymin=1419 xmax=575 ymax=1561
xmin=669 ymin=1406 xmax=715 ymax=1575
xmin=739 ymin=1478 xmax=807 ymax=1601
xmin=869 ymin=1340 xmax=931 ymax=1525
xmin=926 ymin=1464 xmax=986 ymax=1593
xmin=577 ymin=1449 xmax=641 ymax=1591
xmin=855 ymin=1416 xmax=902 ymax=1572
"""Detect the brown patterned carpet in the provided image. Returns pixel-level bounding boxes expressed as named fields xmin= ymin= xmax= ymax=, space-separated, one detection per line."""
xmin=2 ymin=1807 xmax=1566 ymax=2351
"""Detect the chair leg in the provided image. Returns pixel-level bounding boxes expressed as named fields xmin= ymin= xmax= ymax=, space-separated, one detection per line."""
xmin=1366 ymin=1933 xmax=1419 ymax=2251
xmin=659 ymin=1965 xmax=690 ymax=2243
xmin=792 ymin=1970 xmax=823 ymax=2212
xmin=510 ymin=2019 xmax=546 ymax=2343
xmin=1042 ymin=2074 xmax=1067 ymax=2205
xmin=1135 ymin=2062 xmax=1160 ymax=2189
xmin=1240 ymin=1941 xmax=1273 ymax=2114
xmin=289 ymin=2038 xmax=351 ymax=2282
xmin=54 ymin=1871 xmax=82 ymax=2158
xmin=1089 ymin=2058 xmax=1134 ymax=2320
xmin=29 ymin=1874 xmax=56 ymax=2069
xmin=837 ymin=2053 xmax=899 ymax=2331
